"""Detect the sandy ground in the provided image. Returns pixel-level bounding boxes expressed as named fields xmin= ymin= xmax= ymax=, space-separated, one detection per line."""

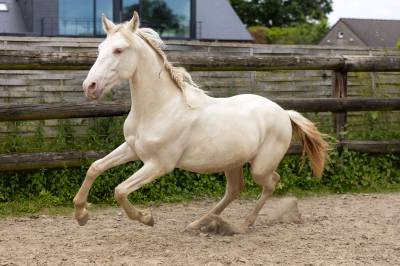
xmin=0 ymin=193 xmax=400 ymax=266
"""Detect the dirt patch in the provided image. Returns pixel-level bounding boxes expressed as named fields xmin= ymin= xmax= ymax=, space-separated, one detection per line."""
xmin=1 ymin=193 xmax=400 ymax=265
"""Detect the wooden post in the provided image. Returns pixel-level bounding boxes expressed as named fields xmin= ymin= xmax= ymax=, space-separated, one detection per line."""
xmin=333 ymin=70 xmax=348 ymax=141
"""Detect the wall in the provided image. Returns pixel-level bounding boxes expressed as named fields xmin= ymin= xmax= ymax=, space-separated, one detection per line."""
xmin=16 ymin=0 xmax=33 ymax=32
xmin=0 ymin=0 xmax=28 ymax=34
xmin=0 ymin=36 xmax=399 ymax=148
xmin=15 ymin=0 xmax=58 ymax=35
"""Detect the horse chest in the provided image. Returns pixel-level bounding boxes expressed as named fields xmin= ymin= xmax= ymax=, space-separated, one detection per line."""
xmin=123 ymin=104 xmax=197 ymax=162
xmin=136 ymin=133 xmax=165 ymax=153
xmin=124 ymin=121 xmax=173 ymax=159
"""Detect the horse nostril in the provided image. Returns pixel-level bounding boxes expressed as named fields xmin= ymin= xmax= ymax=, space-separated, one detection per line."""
xmin=88 ymin=82 xmax=97 ymax=91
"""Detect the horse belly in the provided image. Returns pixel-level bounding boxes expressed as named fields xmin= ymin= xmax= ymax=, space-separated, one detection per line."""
xmin=177 ymin=121 xmax=260 ymax=173
xmin=177 ymin=95 xmax=292 ymax=173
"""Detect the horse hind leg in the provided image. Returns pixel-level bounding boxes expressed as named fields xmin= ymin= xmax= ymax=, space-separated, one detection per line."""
xmin=186 ymin=166 xmax=244 ymax=233
xmin=239 ymin=140 xmax=287 ymax=232
xmin=240 ymin=170 xmax=280 ymax=231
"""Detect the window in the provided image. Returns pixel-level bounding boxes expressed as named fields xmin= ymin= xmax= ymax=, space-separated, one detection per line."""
xmin=95 ymin=0 xmax=114 ymax=35
xmin=122 ymin=0 xmax=192 ymax=38
xmin=0 ymin=3 xmax=8 ymax=11
xmin=337 ymin=31 xmax=344 ymax=39
xmin=59 ymin=0 xmax=94 ymax=35
xmin=122 ymin=0 xmax=140 ymax=21
xmin=58 ymin=0 xmax=113 ymax=36
xmin=57 ymin=0 xmax=191 ymax=37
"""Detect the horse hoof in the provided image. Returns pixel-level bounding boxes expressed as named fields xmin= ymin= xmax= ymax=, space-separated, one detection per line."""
xmin=186 ymin=221 xmax=201 ymax=231
xmin=141 ymin=211 xmax=154 ymax=226
xmin=75 ymin=208 xmax=89 ymax=226
xmin=182 ymin=225 xmax=200 ymax=235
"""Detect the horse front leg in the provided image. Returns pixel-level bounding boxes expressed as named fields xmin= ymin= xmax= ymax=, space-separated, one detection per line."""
xmin=114 ymin=161 xmax=168 ymax=226
xmin=73 ymin=142 xmax=138 ymax=225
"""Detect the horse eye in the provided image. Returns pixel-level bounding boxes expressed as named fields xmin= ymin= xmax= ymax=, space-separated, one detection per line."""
xmin=113 ymin=48 xmax=123 ymax=54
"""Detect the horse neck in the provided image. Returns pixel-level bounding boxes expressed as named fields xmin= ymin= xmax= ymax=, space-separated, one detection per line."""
xmin=129 ymin=42 xmax=182 ymax=118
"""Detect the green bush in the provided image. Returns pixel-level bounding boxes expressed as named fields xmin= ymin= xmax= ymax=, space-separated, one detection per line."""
xmin=249 ymin=20 xmax=329 ymax=45
xmin=0 ymin=117 xmax=126 ymax=154
xmin=1 ymin=150 xmax=399 ymax=205
xmin=248 ymin=26 xmax=267 ymax=44
xmin=278 ymin=150 xmax=400 ymax=193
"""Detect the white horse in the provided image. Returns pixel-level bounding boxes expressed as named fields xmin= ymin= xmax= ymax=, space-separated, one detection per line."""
xmin=73 ymin=12 xmax=328 ymax=234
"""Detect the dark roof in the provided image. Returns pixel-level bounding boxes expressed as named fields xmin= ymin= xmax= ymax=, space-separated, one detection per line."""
xmin=340 ymin=18 xmax=400 ymax=47
xmin=196 ymin=0 xmax=253 ymax=41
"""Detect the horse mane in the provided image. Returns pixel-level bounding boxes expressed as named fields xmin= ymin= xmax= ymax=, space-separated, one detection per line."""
xmin=138 ymin=28 xmax=199 ymax=90
xmin=116 ymin=24 xmax=204 ymax=107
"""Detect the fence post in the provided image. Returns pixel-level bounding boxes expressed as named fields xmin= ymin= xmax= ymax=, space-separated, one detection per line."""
xmin=333 ymin=70 xmax=348 ymax=141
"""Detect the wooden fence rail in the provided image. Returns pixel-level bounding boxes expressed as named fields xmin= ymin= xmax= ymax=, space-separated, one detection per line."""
xmin=2 ymin=49 xmax=400 ymax=71
xmin=1 ymin=141 xmax=399 ymax=171
xmin=0 ymin=98 xmax=399 ymax=121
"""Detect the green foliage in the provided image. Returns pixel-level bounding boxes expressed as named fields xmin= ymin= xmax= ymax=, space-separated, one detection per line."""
xmin=84 ymin=117 xmax=125 ymax=151
xmin=1 ymin=121 xmax=25 ymax=153
xmin=0 ymin=162 xmax=226 ymax=205
xmin=346 ymin=112 xmax=400 ymax=140
xmin=249 ymin=20 xmax=329 ymax=44
xmin=230 ymin=0 xmax=333 ymax=27
xmin=248 ymin=26 xmax=267 ymax=44
xmin=0 ymin=117 xmax=126 ymax=154
xmin=277 ymin=151 xmax=400 ymax=193
xmin=397 ymin=39 xmax=400 ymax=48
xmin=1 ymin=150 xmax=399 ymax=213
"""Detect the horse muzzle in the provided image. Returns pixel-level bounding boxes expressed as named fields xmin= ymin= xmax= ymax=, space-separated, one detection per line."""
xmin=83 ymin=80 xmax=104 ymax=100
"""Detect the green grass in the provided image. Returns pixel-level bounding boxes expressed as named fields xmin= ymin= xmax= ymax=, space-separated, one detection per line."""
xmin=0 ymin=200 xmax=74 ymax=217
xmin=2 ymin=179 xmax=400 ymax=218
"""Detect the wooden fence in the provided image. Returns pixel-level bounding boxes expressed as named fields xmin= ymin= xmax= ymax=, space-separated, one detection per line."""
xmin=2 ymin=49 xmax=400 ymax=72
xmin=0 ymin=50 xmax=399 ymax=171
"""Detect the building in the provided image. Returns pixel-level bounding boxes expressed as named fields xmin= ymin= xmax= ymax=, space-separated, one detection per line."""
xmin=320 ymin=18 xmax=400 ymax=47
xmin=0 ymin=0 xmax=252 ymax=41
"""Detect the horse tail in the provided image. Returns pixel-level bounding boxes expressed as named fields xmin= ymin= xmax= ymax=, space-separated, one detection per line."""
xmin=287 ymin=110 xmax=329 ymax=177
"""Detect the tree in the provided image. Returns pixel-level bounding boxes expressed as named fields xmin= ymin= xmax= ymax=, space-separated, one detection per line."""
xmin=248 ymin=19 xmax=329 ymax=44
xmin=123 ymin=0 xmax=182 ymax=36
xmin=230 ymin=0 xmax=333 ymax=27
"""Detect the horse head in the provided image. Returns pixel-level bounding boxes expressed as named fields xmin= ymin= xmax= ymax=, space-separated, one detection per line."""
xmin=82 ymin=12 xmax=141 ymax=100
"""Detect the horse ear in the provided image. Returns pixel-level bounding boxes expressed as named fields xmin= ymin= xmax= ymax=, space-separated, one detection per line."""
xmin=128 ymin=11 xmax=140 ymax=32
xmin=102 ymin=14 xmax=115 ymax=33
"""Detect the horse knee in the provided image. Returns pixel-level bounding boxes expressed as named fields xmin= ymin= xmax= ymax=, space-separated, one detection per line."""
xmin=251 ymin=171 xmax=280 ymax=193
xmin=87 ymin=160 xmax=103 ymax=178
xmin=266 ymin=172 xmax=280 ymax=193
xmin=114 ymin=185 xmax=127 ymax=203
